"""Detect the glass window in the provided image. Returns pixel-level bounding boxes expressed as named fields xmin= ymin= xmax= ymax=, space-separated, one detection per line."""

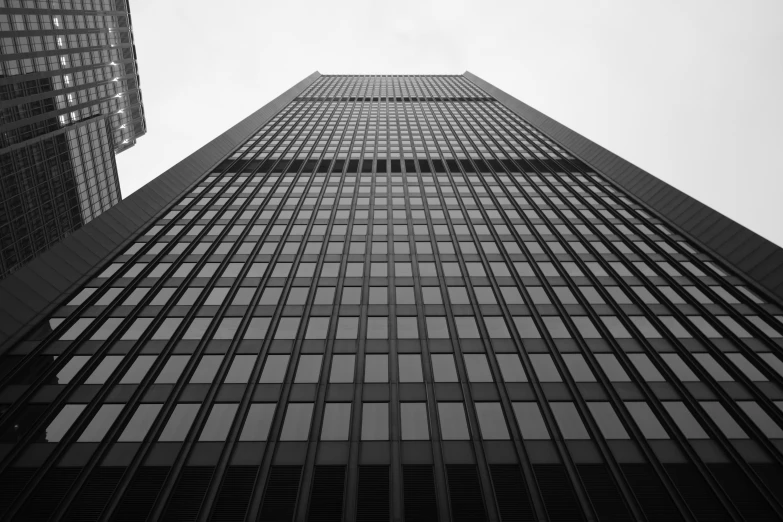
xmin=476 ymin=402 xmax=510 ymax=439
xmin=367 ymin=317 xmax=388 ymax=339
xmin=159 ymin=404 xmax=200 ymax=441
xmin=44 ymin=404 xmax=86 ymax=442
xmin=512 ymin=402 xmax=550 ymax=439
xmin=275 ymin=317 xmax=301 ymax=339
xmin=330 ymin=355 xmax=355 ymax=383
xmin=496 ymin=354 xmax=527 ymax=382
xmin=397 ymin=317 xmax=419 ymax=339
xmin=364 ymin=354 xmax=389 ymax=383
xmin=56 ymin=355 xmax=90 ymax=384
xmin=225 ymin=355 xmax=257 ymax=383
xmin=601 ymin=317 xmax=631 ymax=338
xmin=245 ymin=318 xmax=270 ymax=339
xmin=587 ymin=402 xmax=629 ymax=439
xmin=464 ymin=354 xmax=493 ymax=382
xmin=77 ymin=404 xmax=123 ymax=442
xmin=259 ymin=355 xmax=290 ymax=383
xmin=401 ymin=403 xmax=430 ymax=440
xmin=321 ymin=403 xmax=351 ymax=440
xmin=239 ymin=403 xmax=276 ymax=441
xmin=214 ymin=318 xmax=241 ymax=340
xmin=369 ymin=287 xmax=388 ymax=304
xmin=155 ymin=355 xmax=190 ymax=384
xmin=455 ymin=316 xmax=480 ymax=338
xmin=294 ymin=355 xmax=323 ymax=383
xmin=663 ymin=402 xmax=709 ymax=439
xmin=595 ymin=354 xmax=631 ymax=382
xmin=361 ymin=403 xmax=389 ymax=440
xmin=314 ymin=287 xmax=335 ymax=304
xmin=120 ymin=355 xmax=156 ymax=384
xmin=726 ymin=353 xmax=767 ymax=381
xmin=513 ymin=317 xmax=541 ymax=338
xmin=562 ymin=354 xmax=596 ymax=382
xmin=551 ymin=402 xmax=590 ymax=439
xmin=121 ymin=318 xmax=152 ymax=340
xmin=426 ymin=317 xmax=449 ymax=339
xmin=484 ymin=317 xmax=511 ymax=338
xmin=701 ymin=401 xmax=748 ymax=438
xmin=280 ymin=403 xmax=314 ymax=441
xmin=543 ymin=317 xmax=571 ymax=339
xmin=738 ymin=402 xmax=783 ymax=438
xmin=336 ymin=317 xmax=359 ymax=339
xmin=431 ymin=354 xmax=458 ymax=382
xmin=572 ymin=317 xmax=601 ymax=339
xmin=60 ymin=318 xmax=94 ymax=341
xmin=660 ymin=354 xmax=699 ymax=381
xmin=626 ymin=402 xmax=669 ymax=439
xmin=628 ymin=354 xmax=665 ymax=382
xmin=90 ymin=318 xmax=123 ymax=340
xmin=199 ymin=403 xmax=238 ymax=441
xmin=305 ymin=317 xmax=330 ymax=339
xmin=760 ymin=353 xmax=783 ymax=379
xmin=183 ymin=318 xmax=211 ymax=339
xmin=118 ymin=404 xmax=162 ymax=442
xmin=530 ymin=354 xmax=561 ymax=382
xmin=693 ymin=354 xmax=733 ymax=381
xmin=438 ymin=403 xmax=470 ymax=440
xmin=399 ymin=354 xmax=423 ymax=382
xmin=190 ymin=355 xmax=223 ymax=383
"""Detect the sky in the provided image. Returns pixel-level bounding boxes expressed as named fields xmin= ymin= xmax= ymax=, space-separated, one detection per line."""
xmin=117 ymin=0 xmax=783 ymax=247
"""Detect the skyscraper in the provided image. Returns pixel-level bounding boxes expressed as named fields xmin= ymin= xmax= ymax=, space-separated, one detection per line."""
xmin=0 ymin=73 xmax=782 ymax=521
xmin=0 ymin=0 xmax=145 ymax=277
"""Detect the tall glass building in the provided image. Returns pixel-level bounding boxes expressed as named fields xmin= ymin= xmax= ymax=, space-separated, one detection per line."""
xmin=0 ymin=0 xmax=145 ymax=277
xmin=1 ymin=73 xmax=782 ymax=522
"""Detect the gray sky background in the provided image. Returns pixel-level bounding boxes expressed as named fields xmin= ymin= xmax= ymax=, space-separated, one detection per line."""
xmin=117 ymin=0 xmax=783 ymax=247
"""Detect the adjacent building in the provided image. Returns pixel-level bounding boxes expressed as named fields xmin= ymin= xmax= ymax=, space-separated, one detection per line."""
xmin=0 ymin=73 xmax=782 ymax=521
xmin=0 ymin=0 xmax=145 ymax=277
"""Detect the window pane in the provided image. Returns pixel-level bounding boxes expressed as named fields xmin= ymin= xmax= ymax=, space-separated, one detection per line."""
xmin=225 ymin=355 xmax=257 ymax=383
xmin=512 ymin=402 xmax=550 ymax=439
xmin=530 ymin=354 xmax=561 ymax=382
xmin=336 ymin=317 xmax=359 ymax=339
xmin=56 ymin=356 xmax=90 ymax=384
xmin=275 ymin=318 xmax=301 ymax=339
xmin=364 ymin=354 xmax=389 ymax=383
xmin=190 ymin=355 xmax=223 ymax=383
xmin=397 ymin=317 xmax=419 ymax=338
xmin=464 ymin=354 xmax=493 ymax=382
xmin=361 ymin=403 xmax=389 ymax=440
xmin=426 ymin=317 xmax=449 ymax=339
xmin=431 ymin=354 xmax=458 ymax=382
xmin=240 ymin=403 xmax=276 ymax=441
xmin=155 ymin=355 xmax=190 ymax=384
xmin=626 ymin=402 xmax=669 ymax=439
xmin=701 ymin=401 xmax=747 ymax=438
xmin=401 ymin=403 xmax=429 ymax=440
xmin=120 ymin=356 xmax=156 ymax=384
xmin=738 ymin=401 xmax=783 ymax=438
xmin=294 ymin=355 xmax=323 ymax=383
xmin=199 ymin=403 xmax=238 ymax=441
xmin=663 ymin=402 xmax=709 ymax=439
xmin=280 ymin=403 xmax=314 ymax=441
xmin=260 ymin=355 xmax=290 ymax=383
xmin=660 ymin=354 xmax=698 ymax=381
xmin=77 ymin=404 xmax=123 ymax=442
xmin=628 ymin=354 xmax=665 ymax=382
xmin=367 ymin=317 xmax=388 ymax=339
xmin=455 ymin=316 xmax=480 ymax=338
xmin=496 ymin=354 xmax=527 ymax=382
xmin=543 ymin=317 xmax=571 ymax=339
xmin=305 ymin=317 xmax=330 ymax=339
xmin=595 ymin=354 xmax=630 ymax=382
xmin=693 ymin=354 xmax=733 ymax=381
xmin=159 ymin=404 xmax=200 ymax=441
xmin=550 ymin=402 xmax=590 ymax=439
xmin=587 ymin=402 xmax=628 ymax=439
xmin=119 ymin=404 xmax=162 ymax=442
xmin=475 ymin=402 xmax=510 ymax=440
xmin=562 ymin=354 xmax=595 ymax=382
xmin=45 ymin=405 xmax=86 ymax=442
xmin=726 ymin=353 xmax=767 ymax=381
xmin=399 ymin=354 xmax=423 ymax=382
xmin=321 ymin=403 xmax=351 ymax=440
xmin=85 ymin=356 xmax=123 ymax=384
xmin=330 ymin=355 xmax=355 ymax=383
xmin=438 ymin=403 xmax=470 ymax=440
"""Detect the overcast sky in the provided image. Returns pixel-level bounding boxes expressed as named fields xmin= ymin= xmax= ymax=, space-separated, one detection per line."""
xmin=117 ymin=0 xmax=783 ymax=247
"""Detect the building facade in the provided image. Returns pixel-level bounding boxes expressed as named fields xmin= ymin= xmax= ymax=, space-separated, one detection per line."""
xmin=0 ymin=73 xmax=782 ymax=521
xmin=0 ymin=0 xmax=144 ymax=278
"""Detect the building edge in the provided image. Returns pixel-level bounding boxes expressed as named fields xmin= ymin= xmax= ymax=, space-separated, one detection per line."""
xmin=464 ymin=71 xmax=783 ymax=308
xmin=0 ymin=71 xmax=321 ymax=353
